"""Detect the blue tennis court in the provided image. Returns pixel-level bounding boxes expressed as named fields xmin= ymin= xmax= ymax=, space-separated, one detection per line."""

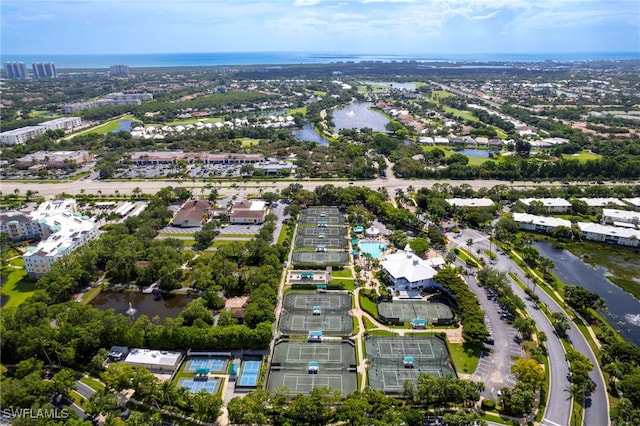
xmin=178 ymin=378 xmax=220 ymax=394
xmin=185 ymin=358 xmax=228 ymax=373
xmin=238 ymin=361 xmax=261 ymax=387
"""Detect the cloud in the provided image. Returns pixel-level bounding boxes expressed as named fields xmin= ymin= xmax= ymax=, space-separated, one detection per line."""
xmin=294 ymin=0 xmax=322 ymax=5
xmin=14 ymin=13 xmax=56 ymax=22
xmin=469 ymin=10 xmax=499 ymax=20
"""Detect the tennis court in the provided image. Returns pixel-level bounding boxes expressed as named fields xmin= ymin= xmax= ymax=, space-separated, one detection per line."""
xmin=283 ymin=293 xmax=351 ymax=312
xmin=237 ymin=360 xmax=261 ymax=388
xmin=178 ymin=378 xmax=220 ymax=394
xmin=377 ymin=301 xmax=455 ymax=324
xmin=272 ymin=341 xmax=355 ymax=366
xmin=299 ymin=207 xmax=345 ymax=225
xmin=279 ymin=313 xmax=353 ymax=336
xmin=295 ymin=236 xmax=347 ymax=250
xmin=185 ymin=358 xmax=228 ymax=373
xmin=298 ymin=226 xmax=346 ymax=237
xmin=365 ymin=336 xmax=455 ymax=394
xmin=292 ymin=251 xmax=349 ymax=266
xmin=268 ymin=340 xmax=357 ymax=395
xmin=365 ymin=336 xmax=449 ymax=362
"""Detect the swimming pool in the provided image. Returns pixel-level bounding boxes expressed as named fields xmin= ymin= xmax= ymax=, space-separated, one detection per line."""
xmin=359 ymin=241 xmax=388 ymax=259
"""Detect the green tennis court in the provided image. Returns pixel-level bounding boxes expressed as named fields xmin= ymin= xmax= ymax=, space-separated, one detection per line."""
xmin=377 ymin=301 xmax=455 ymax=324
xmin=298 ymin=226 xmax=346 ymax=237
xmin=267 ymin=370 xmax=357 ymax=395
xmin=291 ymin=251 xmax=349 ymax=266
xmin=365 ymin=335 xmax=449 ymax=362
xmin=295 ymin=236 xmax=347 ymax=250
xmin=299 ymin=207 xmax=345 ymax=225
xmin=279 ymin=313 xmax=353 ymax=336
xmin=283 ymin=293 xmax=351 ymax=312
xmin=272 ymin=341 xmax=355 ymax=366
xmin=368 ymin=367 xmax=454 ymax=393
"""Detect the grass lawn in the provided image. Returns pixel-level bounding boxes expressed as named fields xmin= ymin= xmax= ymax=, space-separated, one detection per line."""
xmin=331 ymin=278 xmax=356 ymax=290
xmin=562 ymin=150 xmax=602 ymax=162
xmin=80 ymin=115 xmax=135 ymax=136
xmin=288 ymin=106 xmax=307 ymax=115
xmin=1 ymin=267 xmax=35 ymax=309
xmin=238 ymin=138 xmax=260 ymax=147
xmin=359 ymin=294 xmax=379 ymax=320
xmin=368 ymin=329 xmax=398 ymax=336
xmin=81 ymin=286 xmax=102 ymax=305
xmin=80 ymin=376 xmax=105 ymax=392
xmin=363 ymin=316 xmax=378 ymax=331
xmin=70 ymin=390 xmax=88 ymax=409
xmin=446 ymin=341 xmax=481 ymax=375
xmin=332 ymin=269 xmax=353 ymax=279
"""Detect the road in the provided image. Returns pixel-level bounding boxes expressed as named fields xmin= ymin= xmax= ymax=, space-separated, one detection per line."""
xmin=452 ymin=228 xmax=609 ymax=426
xmin=5 ymin=174 xmax=636 ymax=200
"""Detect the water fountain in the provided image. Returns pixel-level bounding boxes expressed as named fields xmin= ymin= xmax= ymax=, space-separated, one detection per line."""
xmin=126 ymin=302 xmax=137 ymax=317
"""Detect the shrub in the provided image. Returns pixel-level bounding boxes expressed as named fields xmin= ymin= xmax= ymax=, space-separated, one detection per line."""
xmin=481 ymin=399 xmax=496 ymax=410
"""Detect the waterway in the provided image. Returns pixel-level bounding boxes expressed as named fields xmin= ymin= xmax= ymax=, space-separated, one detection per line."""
xmin=90 ymin=291 xmax=189 ymax=321
xmin=291 ymin=124 xmax=330 ymax=146
xmin=333 ymin=102 xmax=390 ymax=132
xmin=361 ymin=81 xmax=417 ymax=91
xmin=534 ymin=241 xmax=640 ymax=346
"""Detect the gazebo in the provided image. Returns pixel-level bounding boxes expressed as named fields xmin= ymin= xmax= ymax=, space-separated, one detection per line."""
xmin=365 ymin=226 xmax=380 ymax=238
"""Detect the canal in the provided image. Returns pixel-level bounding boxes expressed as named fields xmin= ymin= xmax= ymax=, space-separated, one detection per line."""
xmin=534 ymin=241 xmax=640 ymax=346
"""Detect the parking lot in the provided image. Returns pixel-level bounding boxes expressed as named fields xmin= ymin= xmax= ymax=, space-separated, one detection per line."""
xmin=113 ymin=163 xmax=244 ymax=179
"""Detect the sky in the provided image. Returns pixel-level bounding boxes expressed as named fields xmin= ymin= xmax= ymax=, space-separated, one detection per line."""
xmin=2 ymin=0 xmax=639 ymax=55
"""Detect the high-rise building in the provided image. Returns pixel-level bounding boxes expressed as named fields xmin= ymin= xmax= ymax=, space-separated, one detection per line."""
xmin=3 ymin=62 xmax=28 ymax=79
xmin=32 ymin=62 xmax=57 ymax=78
xmin=110 ymin=64 xmax=131 ymax=76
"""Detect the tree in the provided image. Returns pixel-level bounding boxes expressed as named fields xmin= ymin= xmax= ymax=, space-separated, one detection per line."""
xmin=564 ymin=285 xmax=604 ymax=313
xmin=179 ymin=299 xmax=214 ymax=326
xmin=551 ymin=311 xmax=570 ymax=337
xmin=192 ymin=390 xmax=223 ymax=422
xmin=409 ymin=237 xmax=430 ymax=257
xmin=102 ymin=363 xmax=134 ymax=391
xmin=515 ymin=140 xmax=531 ymax=157
xmin=465 ymin=238 xmax=474 ymax=256
xmin=442 ymin=411 xmax=487 ymax=426
xmin=512 ymin=358 xmax=545 ymax=390
xmin=51 ymin=369 xmax=76 ymax=399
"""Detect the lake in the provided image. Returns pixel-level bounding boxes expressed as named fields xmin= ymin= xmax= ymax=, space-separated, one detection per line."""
xmin=291 ymin=124 xmax=330 ymax=146
xmin=333 ymin=102 xmax=390 ymax=132
xmin=534 ymin=241 xmax=640 ymax=346
xmin=454 ymin=149 xmax=490 ymax=158
xmin=90 ymin=291 xmax=190 ymax=321
xmin=112 ymin=119 xmax=133 ymax=133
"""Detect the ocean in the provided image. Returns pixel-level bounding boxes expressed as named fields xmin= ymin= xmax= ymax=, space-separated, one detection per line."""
xmin=2 ymin=51 xmax=639 ymax=69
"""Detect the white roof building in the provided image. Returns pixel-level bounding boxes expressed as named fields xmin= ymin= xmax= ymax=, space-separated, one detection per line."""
xmin=512 ymin=213 xmax=571 ymax=232
xmin=380 ymin=247 xmax=438 ymax=291
xmin=521 ymin=198 xmax=572 ymax=213
xmin=23 ymin=199 xmax=98 ymax=278
xmin=123 ymin=348 xmax=183 ymax=372
xmin=578 ymin=222 xmax=640 ymax=247
xmin=447 ymin=198 xmax=495 ymax=208
xmin=602 ymin=209 xmax=640 ymax=226
xmin=622 ymin=198 xmax=640 ymax=211
xmin=576 ymin=198 xmax=626 ymax=207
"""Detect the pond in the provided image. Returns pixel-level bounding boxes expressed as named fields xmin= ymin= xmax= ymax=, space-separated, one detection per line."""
xmin=291 ymin=124 xmax=330 ymax=146
xmin=333 ymin=102 xmax=390 ymax=133
xmin=534 ymin=241 xmax=640 ymax=346
xmin=112 ymin=119 xmax=133 ymax=133
xmin=453 ymin=149 xmax=491 ymax=158
xmin=90 ymin=291 xmax=190 ymax=321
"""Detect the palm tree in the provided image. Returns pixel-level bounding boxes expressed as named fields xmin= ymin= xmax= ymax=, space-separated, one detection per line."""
xmin=465 ymin=238 xmax=474 ymax=257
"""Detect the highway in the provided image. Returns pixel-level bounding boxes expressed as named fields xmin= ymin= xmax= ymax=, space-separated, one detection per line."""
xmin=452 ymin=228 xmax=609 ymax=426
